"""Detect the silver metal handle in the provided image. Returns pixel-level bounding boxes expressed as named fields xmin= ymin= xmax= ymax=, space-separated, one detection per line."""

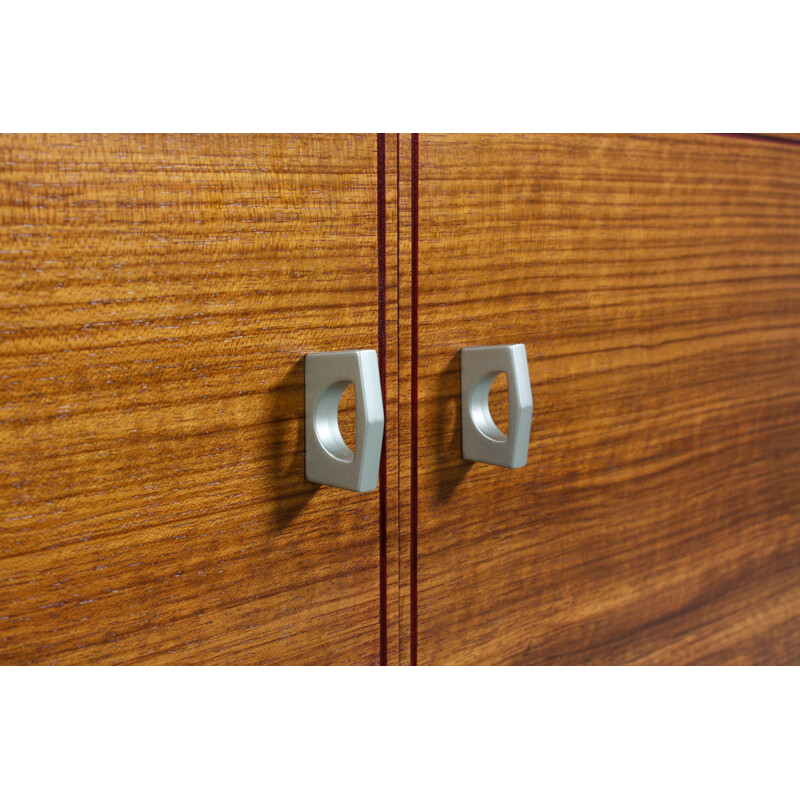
xmin=461 ymin=344 xmax=532 ymax=469
xmin=305 ymin=349 xmax=384 ymax=492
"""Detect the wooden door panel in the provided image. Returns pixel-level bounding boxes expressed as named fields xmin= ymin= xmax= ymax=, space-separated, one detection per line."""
xmin=0 ymin=134 xmax=382 ymax=664
xmin=415 ymin=134 xmax=800 ymax=665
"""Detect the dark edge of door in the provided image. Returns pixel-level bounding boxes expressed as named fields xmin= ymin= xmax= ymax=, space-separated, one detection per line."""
xmin=410 ymin=133 xmax=419 ymax=665
xmin=715 ymin=133 xmax=800 ymax=147
xmin=378 ymin=133 xmax=388 ymax=665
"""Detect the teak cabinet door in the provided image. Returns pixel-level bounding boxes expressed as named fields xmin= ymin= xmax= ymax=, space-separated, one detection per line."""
xmin=0 ymin=134 xmax=383 ymax=665
xmin=414 ymin=134 xmax=800 ymax=665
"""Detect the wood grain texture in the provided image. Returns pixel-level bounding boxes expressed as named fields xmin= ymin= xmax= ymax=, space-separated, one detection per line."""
xmin=395 ymin=134 xmax=416 ymax=665
xmin=414 ymin=133 xmax=800 ymax=665
xmin=0 ymin=133 xmax=383 ymax=664
xmin=381 ymin=134 xmax=403 ymax=665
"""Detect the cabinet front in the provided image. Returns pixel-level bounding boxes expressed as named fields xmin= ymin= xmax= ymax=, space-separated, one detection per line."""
xmin=414 ymin=134 xmax=800 ymax=665
xmin=0 ymin=134 xmax=383 ymax=664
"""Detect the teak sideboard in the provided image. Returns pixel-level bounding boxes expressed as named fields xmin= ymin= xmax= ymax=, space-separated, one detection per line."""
xmin=2 ymin=133 xmax=799 ymax=665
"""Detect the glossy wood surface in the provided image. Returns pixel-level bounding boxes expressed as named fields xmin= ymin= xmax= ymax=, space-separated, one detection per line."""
xmin=394 ymin=134 xmax=416 ymax=665
xmin=414 ymin=134 xmax=800 ymax=665
xmin=0 ymin=134 xmax=383 ymax=664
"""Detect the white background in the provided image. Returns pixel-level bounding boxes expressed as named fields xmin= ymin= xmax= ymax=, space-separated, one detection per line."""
xmin=2 ymin=0 xmax=797 ymax=131
xmin=3 ymin=667 xmax=798 ymax=798
xmin=2 ymin=1 xmax=798 ymax=797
